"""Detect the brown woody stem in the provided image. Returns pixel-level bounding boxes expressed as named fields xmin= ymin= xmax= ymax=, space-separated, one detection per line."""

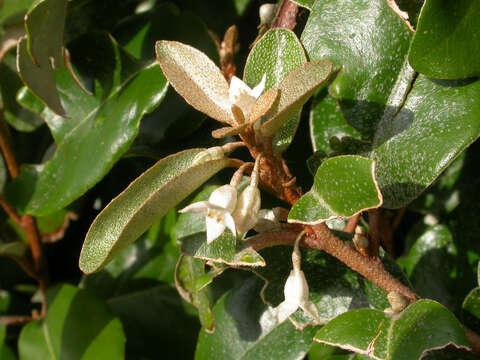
xmin=344 ymin=213 xmax=361 ymax=234
xmin=0 ymin=110 xmax=49 ymax=315
xmin=306 ymin=223 xmax=418 ymax=303
xmin=271 ymin=0 xmax=299 ymax=30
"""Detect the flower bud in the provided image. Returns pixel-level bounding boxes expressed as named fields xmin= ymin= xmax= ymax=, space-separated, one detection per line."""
xmin=191 ymin=147 xmax=224 ymax=166
xmin=386 ymin=291 xmax=408 ymax=314
xmin=259 ymin=4 xmax=277 ymax=25
xmin=232 ymin=185 xmax=261 ymax=234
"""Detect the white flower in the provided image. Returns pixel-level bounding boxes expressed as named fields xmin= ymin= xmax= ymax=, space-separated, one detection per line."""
xmin=179 ymin=185 xmax=237 ymax=243
xmin=232 ymin=185 xmax=261 ymax=234
xmin=277 ymin=267 xmax=321 ymax=324
xmin=229 ymin=74 xmax=266 ymax=121
xmin=277 ymin=232 xmax=321 ymax=325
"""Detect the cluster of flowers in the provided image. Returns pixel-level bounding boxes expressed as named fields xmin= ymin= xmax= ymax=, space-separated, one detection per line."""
xmin=179 ymin=176 xmax=261 ymax=244
xmin=157 ymin=41 xmax=321 ymax=325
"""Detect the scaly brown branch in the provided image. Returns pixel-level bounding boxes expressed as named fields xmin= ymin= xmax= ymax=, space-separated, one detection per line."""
xmin=271 ymin=0 xmax=299 ymax=30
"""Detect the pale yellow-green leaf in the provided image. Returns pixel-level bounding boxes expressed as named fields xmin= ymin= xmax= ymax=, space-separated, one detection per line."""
xmin=156 ymin=41 xmax=232 ymax=124
xmin=249 ymin=87 xmax=279 ymax=124
xmin=79 ymin=149 xmax=231 ymax=274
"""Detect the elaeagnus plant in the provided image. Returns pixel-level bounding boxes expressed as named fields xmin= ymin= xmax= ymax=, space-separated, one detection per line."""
xmin=1 ymin=0 xmax=480 ymax=359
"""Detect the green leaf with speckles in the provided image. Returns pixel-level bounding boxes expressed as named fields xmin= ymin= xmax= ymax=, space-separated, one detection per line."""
xmin=244 ymin=29 xmax=306 ymax=91
xmin=288 ymin=155 xmax=382 ymax=224
xmin=244 ymin=29 xmax=307 ymax=153
xmin=371 ymin=76 xmax=480 ymax=209
xmin=309 ymin=87 xmax=361 ymax=154
xmin=175 ymin=255 xmax=215 ymax=332
xmin=181 ymin=232 xmax=265 ymax=268
xmin=79 ymin=149 xmax=231 ymax=274
xmin=301 ymin=0 xmax=413 ymax=139
xmin=314 ymin=300 xmax=469 ymax=360
xmin=408 ymin=0 xmax=480 ymax=79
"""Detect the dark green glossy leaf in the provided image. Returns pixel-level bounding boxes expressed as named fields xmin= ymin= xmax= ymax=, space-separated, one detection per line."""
xmin=314 ymin=300 xmax=469 ymax=360
xmin=462 ymin=288 xmax=480 ymax=334
xmin=409 ymin=153 xmax=464 ymax=216
xmin=0 ymin=51 xmax=43 ymax=132
xmin=244 ymin=29 xmax=307 ymax=154
xmin=80 ymin=149 xmax=231 ymax=274
xmin=107 ymin=284 xmax=199 ymax=359
xmin=303 ymin=0 xmax=477 ymax=208
xmin=17 ymin=0 xmax=68 ymax=116
xmin=195 ymin=277 xmax=318 ymax=360
xmin=80 ymin=211 xmax=179 ymax=299
xmin=7 ymin=32 xmax=169 ymax=216
xmin=255 ymin=246 xmax=409 ymax=328
xmin=372 ymin=76 xmax=480 ymax=209
xmin=400 ymin=224 xmax=458 ymax=311
xmin=175 ymin=255 xmax=214 ymax=332
xmin=18 ymin=284 xmax=125 ymax=360
xmin=115 ymin=3 xmax=217 ymax=145
xmin=289 ymin=155 xmax=382 ymax=224
xmin=301 ymin=0 xmax=412 ymax=138
xmin=309 ymin=88 xmax=361 ymax=154
xmin=408 ymin=0 xmax=480 ymax=79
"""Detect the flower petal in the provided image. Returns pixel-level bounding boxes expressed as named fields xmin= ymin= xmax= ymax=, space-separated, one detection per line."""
xmin=251 ymin=73 xmax=266 ymax=99
xmin=229 ymin=76 xmax=253 ymax=103
xmin=283 ymin=269 xmax=309 ymax=303
xmin=178 ymin=201 xmax=211 ymax=214
xmin=206 ymin=215 xmax=226 ymax=243
xmin=209 ymin=185 xmax=237 ymax=212
xmin=221 ymin=212 xmax=236 ymax=237
xmin=277 ymin=300 xmax=299 ymax=323
xmin=300 ymin=300 xmax=322 ymax=325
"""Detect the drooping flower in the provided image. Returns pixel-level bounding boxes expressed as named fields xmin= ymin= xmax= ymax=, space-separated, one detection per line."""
xmin=179 ymin=185 xmax=237 ymax=243
xmin=277 ymin=232 xmax=322 ymax=325
xmin=232 ymin=185 xmax=261 ymax=234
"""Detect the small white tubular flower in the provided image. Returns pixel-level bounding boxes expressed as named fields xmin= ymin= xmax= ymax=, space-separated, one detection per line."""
xmin=179 ymin=185 xmax=237 ymax=243
xmin=228 ymin=74 xmax=266 ymax=121
xmin=232 ymin=185 xmax=261 ymax=234
xmin=277 ymin=232 xmax=321 ymax=324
